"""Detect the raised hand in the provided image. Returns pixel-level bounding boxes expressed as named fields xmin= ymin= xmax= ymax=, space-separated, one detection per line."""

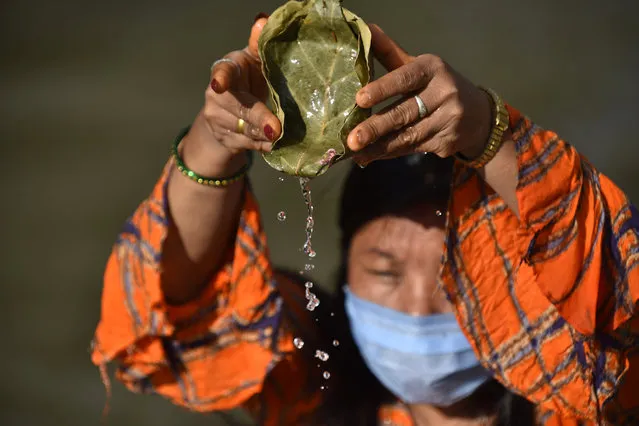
xmin=347 ymin=25 xmax=492 ymax=166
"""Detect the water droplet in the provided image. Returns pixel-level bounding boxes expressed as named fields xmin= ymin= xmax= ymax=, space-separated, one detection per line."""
xmin=332 ymin=340 xmax=339 ymax=347
xmin=307 ymin=249 xmax=317 ymax=258
xmin=278 ymin=177 xmax=285 ymax=182
xmin=293 ymin=337 xmax=304 ymax=349
xmin=315 ymin=350 xmax=329 ymax=361
xmin=330 ymin=312 xmax=335 ymax=317
xmin=305 ymin=282 xmax=320 ymax=311
xmin=435 ymin=210 xmax=443 ymax=217
xmin=320 ymin=386 xmax=326 ymax=390
xmin=304 ymin=264 xmax=315 ymax=271
xmin=323 ymin=371 xmax=331 ymax=379
xmin=306 ymin=296 xmax=320 ymax=311
xmin=277 ymin=211 xmax=287 ymax=221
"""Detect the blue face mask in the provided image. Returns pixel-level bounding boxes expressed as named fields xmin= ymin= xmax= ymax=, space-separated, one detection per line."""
xmin=344 ymin=287 xmax=492 ymax=406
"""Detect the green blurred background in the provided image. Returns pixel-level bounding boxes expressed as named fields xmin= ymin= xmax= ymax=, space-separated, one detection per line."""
xmin=2 ymin=0 xmax=638 ymax=424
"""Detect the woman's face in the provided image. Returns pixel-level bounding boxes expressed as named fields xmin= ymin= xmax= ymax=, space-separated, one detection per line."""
xmin=347 ymin=207 xmax=450 ymax=316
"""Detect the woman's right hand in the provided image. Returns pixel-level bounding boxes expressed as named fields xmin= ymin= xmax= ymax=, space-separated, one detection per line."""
xmin=183 ymin=16 xmax=281 ymax=173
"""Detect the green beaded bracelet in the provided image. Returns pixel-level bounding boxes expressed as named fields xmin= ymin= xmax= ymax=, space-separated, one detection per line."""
xmin=171 ymin=126 xmax=253 ymax=187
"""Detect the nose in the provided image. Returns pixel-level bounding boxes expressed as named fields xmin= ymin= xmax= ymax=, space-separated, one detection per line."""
xmin=396 ymin=271 xmax=442 ymax=316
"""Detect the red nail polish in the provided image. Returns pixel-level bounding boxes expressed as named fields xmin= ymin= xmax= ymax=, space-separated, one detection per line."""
xmin=264 ymin=124 xmax=275 ymax=141
xmin=210 ymin=79 xmax=221 ymax=93
xmin=253 ymin=12 xmax=269 ymax=23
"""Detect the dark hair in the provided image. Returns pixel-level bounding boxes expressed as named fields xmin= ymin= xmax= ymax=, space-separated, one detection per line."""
xmin=312 ymin=155 xmax=535 ymax=425
xmin=339 ymin=153 xmax=454 ymax=251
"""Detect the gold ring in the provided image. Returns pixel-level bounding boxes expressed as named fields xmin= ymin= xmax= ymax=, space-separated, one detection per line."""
xmin=236 ymin=118 xmax=246 ymax=134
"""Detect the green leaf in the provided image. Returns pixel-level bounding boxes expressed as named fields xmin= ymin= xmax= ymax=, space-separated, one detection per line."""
xmin=258 ymin=0 xmax=372 ymax=177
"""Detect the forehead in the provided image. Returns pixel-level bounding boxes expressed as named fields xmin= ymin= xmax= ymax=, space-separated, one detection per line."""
xmin=351 ymin=208 xmax=445 ymax=253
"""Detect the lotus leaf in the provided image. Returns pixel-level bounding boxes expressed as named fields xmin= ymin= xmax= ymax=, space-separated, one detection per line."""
xmin=258 ymin=0 xmax=372 ymax=177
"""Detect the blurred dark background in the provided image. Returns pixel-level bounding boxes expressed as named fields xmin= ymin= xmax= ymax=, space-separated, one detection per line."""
xmin=1 ymin=0 xmax=637 ymax=424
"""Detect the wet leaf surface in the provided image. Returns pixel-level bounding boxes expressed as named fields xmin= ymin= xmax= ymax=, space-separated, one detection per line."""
xmin=258 ymin=0 xmax=372 ymax=177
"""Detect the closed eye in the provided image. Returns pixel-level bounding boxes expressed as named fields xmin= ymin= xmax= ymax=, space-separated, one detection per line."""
xmin=360 ymin=247 xmax=403 ymax=278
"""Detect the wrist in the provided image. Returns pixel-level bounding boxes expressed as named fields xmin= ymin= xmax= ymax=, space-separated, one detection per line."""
xmin=456 ymin=87 xmax=509 ymax=168
xmin=181 ymin=112 xmax=247 ymax=178
xmin=459 ymin=89 xmax=493 ymax=160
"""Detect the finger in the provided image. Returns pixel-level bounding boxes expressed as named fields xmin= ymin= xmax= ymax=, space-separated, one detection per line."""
xmin=357 ymin=53 xmax=449 ymax=110
xmin=368 ymin=24 xmax=412 ymax=71
xmin=356 ymin=59 xmax=431 ymax=109
xmin=211 ymin=90 xmax=281 ymax=141
xmin=415 ymin=101 xmax=468 ymax=158
xmin=213 ymin=102 xmax=265 ymax=140
xmin=212 ymin=131 xmax=273 ymax=154
xmin=248 ymin=14 xmax=269 ymax=58
xmin=248 ymin=61 xmax=269 ymax=100
xmin=210 ymin=51 xmax=250 ymax=94
xmin=210 ymin=124 xmax=273 ymax=153
xmin=204 ymin=103 xmax=272 ymax=152
xmin=352 ymin=110 xmax=446 ymax=165
xmin=246 ymin=40 xmax=268 ymax=100
xmin=348 ymin=92 xmax=442 ymax=151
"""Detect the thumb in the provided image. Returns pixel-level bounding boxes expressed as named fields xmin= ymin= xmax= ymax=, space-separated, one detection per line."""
xmin=369 ymin=24 xmax=413 ymax=71
xmin=248 ymin=14 xmax=269 ymax=58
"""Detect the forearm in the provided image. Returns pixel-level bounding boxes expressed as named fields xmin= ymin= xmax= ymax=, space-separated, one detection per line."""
xmin=458 ymin=91 xmax=519 ymax=218
xmin=477 ymin=135 xmax=519 ymax=218
xmin=163 ymin=111 xmax=247 ymax=305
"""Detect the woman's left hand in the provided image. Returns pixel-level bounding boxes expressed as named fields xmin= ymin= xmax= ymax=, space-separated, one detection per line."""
xmin=348 ymin=25 xmax=494 ymax=166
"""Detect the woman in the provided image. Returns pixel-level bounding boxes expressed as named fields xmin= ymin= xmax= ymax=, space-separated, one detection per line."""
xmin=91 ymin=16 xmax=639 ymax=425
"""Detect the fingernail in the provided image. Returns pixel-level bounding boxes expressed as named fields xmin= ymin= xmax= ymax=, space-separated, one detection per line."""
xmin=253 ymin=12 xmax=269 ymax=23
xmin=354 ymin=130 xmax=364 ymax=148
xmin=347 ymin=130 xmax=362 ymax=151
xmin=264 ymin=124 xmax=275 ymax=141
xmin=356 ymin=90 xmax=371 ymax=107
xmin=210 ymin=79 xmax=222 ymax=93
xmin=347 ymin=132 xmax=356 ymax=150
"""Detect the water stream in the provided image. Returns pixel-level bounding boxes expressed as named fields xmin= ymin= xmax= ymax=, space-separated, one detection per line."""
xmin=291 ymin=177 xmax=332 ymax=386
xmin=299 ymin=177 xmax=316 ymax=259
